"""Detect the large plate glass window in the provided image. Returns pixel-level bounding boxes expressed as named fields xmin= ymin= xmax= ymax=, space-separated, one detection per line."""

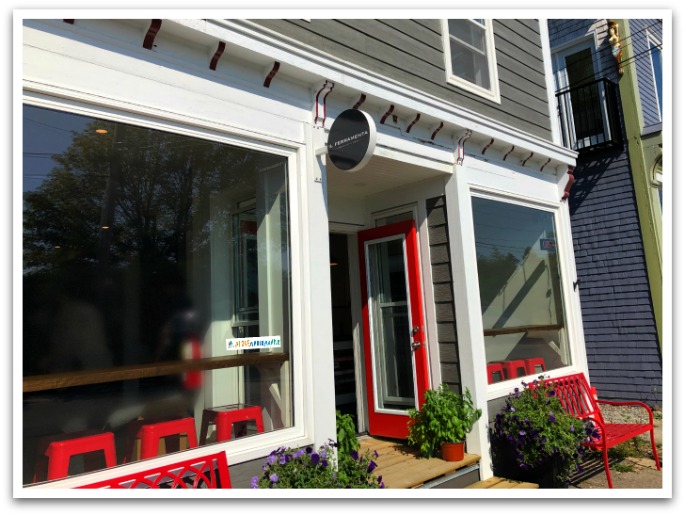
xmin=22 ymin=105 xmax=293 ymax=485
xmin=471 ymin=197 xmax=570 ymax=385
xmin=442 ymin=19 xmax=500 ymax=102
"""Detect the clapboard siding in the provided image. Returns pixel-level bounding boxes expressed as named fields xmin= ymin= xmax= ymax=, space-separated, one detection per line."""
xmin=548 ymin=19 xmax=662 ymax=405
xmin=378 ymin=20 xmax=444 ymax=51
xmin=252 ymin=19 xmax=552 ymax=140
xmin=568 ymin=147 xmax=662 ymax=404
xmin=630 ymin=19 xmax=663 ymax=129
xmin=493 ymin=20 xmax=544 ymax=62
xmin=426 ymin=196 xmax=461 ymax=393
xmin=337 ymin=19 xmax=443 ymax=66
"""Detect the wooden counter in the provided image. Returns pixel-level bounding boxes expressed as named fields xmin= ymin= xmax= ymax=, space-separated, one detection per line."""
xmin=23 ymin=352 xmax=289 ymax=393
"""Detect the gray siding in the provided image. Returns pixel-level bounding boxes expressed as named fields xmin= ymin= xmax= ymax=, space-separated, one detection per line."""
xmin=549 ymin=19 xmax=662 ymax=405
xmin=569 ymin=148 xmax=662 ymax=405
xmin=425 ymin=196 xmax=461 ymax=392
xmin=252 ymin=19 xmax=552 ymax=140
xmin=629 ymin=19 xmax=663 ymax=131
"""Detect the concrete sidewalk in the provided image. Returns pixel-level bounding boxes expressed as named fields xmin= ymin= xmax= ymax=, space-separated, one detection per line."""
xmin=570 ymin=412 xmax=663 ymax=489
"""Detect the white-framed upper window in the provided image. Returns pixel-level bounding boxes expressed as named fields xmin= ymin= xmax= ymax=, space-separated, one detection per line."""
xmin=647 ymin=34 xmax=663 ymax=121
xmin=441 ymin=19 xmax=501 ymax=103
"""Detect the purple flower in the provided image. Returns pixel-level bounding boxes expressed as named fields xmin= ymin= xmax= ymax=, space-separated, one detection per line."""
xmin=279 ymin=455 xmax=287 ymax=465
xmin=377 ymin=475 xmax=383 ymax=484
xmin=380 ymin=482 xmax=385 ymax=488
xmin=570 ymin=424 xmax=575 ymax=432
xmin=322 ymin=459 xmax=329 ymax=467
xmin=250 ymin=476 xmax=259 ymax=488
xmin=514 ymin=388 xmax=519 ymax=394
xmin=311 ymin=452 xmax=320 ymax=465
xmin=266 ymin=454 xmax=277 ymax=465
xmin=367 ymin=460 xmax=377 ymax=473
xmin=293 ymin=449 xmax=306 ymax=458
xmin=321 ymin=448 xmax=327 ymax=460
xmin=374 ymin=450 xmax=379 ymax=458
xmin=547 ymin=390 xmax=556 ymax=397
xmin=519 ymin=430 xmax=525 ymax=436
xmin=306 ymin=446 xmax=313 ymax=454
xmin=510 ymin=406 xmax=516 ymax=412
xmin=270 ymin=473 xmax=279 ymax=483
xmin=549 ymin=415 xmax=556 ymax=423
xmin=350 ymin=450 xmax=359 ymax=461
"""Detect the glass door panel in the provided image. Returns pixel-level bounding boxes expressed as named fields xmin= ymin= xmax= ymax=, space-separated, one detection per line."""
xmin=367 ymin=238 xmax=415 ymax=411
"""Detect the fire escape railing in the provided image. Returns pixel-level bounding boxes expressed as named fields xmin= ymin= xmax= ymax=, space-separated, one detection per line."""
xmin=555 ymin=78 xmax=622 ymax=153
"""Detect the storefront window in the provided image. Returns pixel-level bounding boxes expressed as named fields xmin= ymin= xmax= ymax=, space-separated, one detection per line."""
xmin=471 ymin=197 xmax=570 ymax=385
xmin=22 ymin=105 xmax=292 ymax=484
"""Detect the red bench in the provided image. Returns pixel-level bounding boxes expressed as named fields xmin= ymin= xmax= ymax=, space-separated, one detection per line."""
xmin=78 ymin=451 xmax=231 ymax=489
xmin=547 ymin=373 xmax=661 ymax=488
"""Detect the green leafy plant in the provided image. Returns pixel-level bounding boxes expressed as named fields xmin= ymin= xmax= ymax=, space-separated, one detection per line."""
xmin=251 ymin=440 xmax=384 ymax=489
xmin=336 ymin=410 xmax=359 ymax=456
xmin=491 ymin=376 xmax=597 ymax=488
xmin=407 ymin=384 xmax=482 ymax=458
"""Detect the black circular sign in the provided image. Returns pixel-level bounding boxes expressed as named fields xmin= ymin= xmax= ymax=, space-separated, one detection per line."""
xmin=327 ymin=109 xmax=377 ymax=172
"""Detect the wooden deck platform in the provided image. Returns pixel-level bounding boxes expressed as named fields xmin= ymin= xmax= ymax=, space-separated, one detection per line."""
xmin=466 ymin=477 xmax=539 ymax=489
xmin=358 ymin=435 xmax=481 ymax=489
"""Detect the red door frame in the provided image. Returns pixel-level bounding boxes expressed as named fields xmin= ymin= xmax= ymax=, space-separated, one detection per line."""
xmin=358 ymin=219 xmax=430 ymax=439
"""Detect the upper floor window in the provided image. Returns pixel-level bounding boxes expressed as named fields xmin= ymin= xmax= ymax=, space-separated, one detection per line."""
xmin=442 ymin=19 xmax=500 ymax=103
xmin=648 ymin=35 xmax=663 ymax=121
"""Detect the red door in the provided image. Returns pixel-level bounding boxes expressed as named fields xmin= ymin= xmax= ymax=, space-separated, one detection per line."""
xmin=358 ymin=220 xmax=430 ymax=439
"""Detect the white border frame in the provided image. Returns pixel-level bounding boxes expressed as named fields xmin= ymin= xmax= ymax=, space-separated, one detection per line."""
xmin=441 ymin=19 xmax=501 ymax=104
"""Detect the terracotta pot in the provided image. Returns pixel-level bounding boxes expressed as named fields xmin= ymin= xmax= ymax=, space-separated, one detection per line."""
xmin=441 ymin=441 xmax=465 ymax=461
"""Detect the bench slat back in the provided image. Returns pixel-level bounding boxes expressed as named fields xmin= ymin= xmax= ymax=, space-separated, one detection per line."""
xmin=78 ymin=451 xmax=231 ymax=489
xmin=546 ymin=373 xmax=604 ymax=424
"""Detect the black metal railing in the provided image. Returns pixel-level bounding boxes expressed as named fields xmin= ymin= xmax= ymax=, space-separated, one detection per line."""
xmin=555 ymin=78 xmax=621 ymax=153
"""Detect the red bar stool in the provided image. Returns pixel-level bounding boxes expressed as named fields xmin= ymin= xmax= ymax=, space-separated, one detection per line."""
xmin=501 ymin=360 xmax=527 ymax=380
xmin=486 ymin=363 xmax=506 ymax=384
xmin=200 ymin=404 xmax=264 ymax=444
xmin=35 ymin=431 xmax=117 ymax=482
xmin=125 ymin=417 xmax=198 ymax=462
xmin=524 ymin=357 xmax=546 ymax=376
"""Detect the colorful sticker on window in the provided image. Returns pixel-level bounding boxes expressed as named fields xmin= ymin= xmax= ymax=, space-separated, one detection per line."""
xmin=226 ymin=336 xmax=281 ymax=350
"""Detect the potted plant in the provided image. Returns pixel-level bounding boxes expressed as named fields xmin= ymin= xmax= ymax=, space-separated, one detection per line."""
xmin=407 ymin=384 xmax=482 ymax=460
xmin=490 ymin=376 xmax=597 ymax=488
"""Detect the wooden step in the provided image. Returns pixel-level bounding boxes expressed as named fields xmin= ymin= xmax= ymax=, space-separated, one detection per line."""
xmin=358 ymin=435 xmax=481 ymax=489
xmin=466 ymin=476 xmax=539 ymax=489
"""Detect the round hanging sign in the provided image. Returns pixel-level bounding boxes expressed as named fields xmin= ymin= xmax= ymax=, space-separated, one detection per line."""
xmin=327 ymin=109 xmax=377 ymax=172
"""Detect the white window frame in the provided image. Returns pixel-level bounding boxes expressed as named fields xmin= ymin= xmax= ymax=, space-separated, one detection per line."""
xmin=647 ymin=33 xmax=663 ymax=121
xmin=441 ymin=19 xmax=501 ymax=103
xmin=470 ymin=190 xmax=578 ymax=397
xmin=19 ymin=93 xmax=311 ymax=487
xmin=450 ymin=158 xmax=588 ymax=402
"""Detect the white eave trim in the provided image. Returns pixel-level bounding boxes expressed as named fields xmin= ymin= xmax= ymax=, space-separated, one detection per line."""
xmin=171 ymin=18 xmax=577 ymax=167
